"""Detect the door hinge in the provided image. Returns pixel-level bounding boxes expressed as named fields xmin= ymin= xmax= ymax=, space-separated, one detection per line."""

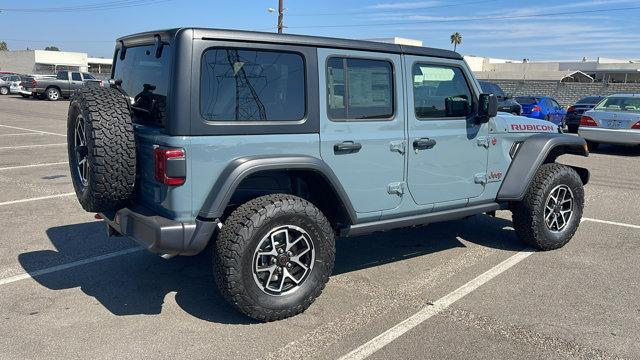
xmin=389 ymin=140 xmax=406 ymax=154
xmin=474 ymin=173 xmax=487 ymax=185
xmin=477 ymin=136 xmax=490 ymax=148
xmin=388 ymin=182 xmax=405 ymax=196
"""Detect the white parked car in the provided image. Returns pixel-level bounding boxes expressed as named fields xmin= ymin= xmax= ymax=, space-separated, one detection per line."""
xmin=578 ymin=94 xmax=640 ymax=150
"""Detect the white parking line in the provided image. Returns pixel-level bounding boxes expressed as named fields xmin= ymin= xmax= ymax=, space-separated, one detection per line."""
xmin=582 ymin=217 xmax=640 ymax=229
xmin=0 ymin=247 xmax=143 ymax=286
xmin=338 ymin=250 xmax=535 ymax=360
xmin=0 ymin=133 xmax=46 ymax=136
xmin=0 ymin=193 xmax=75 ymax=206
xmin=0 ymin=143 xmax=66 ymax=150
xmin=0 ymin=124 xmax=65 ymax=137
xmin=0 ymin=161 xmax=68 ymax=171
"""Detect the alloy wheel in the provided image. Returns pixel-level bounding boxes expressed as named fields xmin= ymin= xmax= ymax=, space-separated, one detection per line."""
xmin=252 ymin=225 xmax=315 ymax=296
xmin=74 ymin=115 xmax=89 ymax=187
xmin=544 ymin=184 xmax=574 ymax=232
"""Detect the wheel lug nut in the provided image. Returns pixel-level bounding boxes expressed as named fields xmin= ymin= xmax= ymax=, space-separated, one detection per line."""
xmin=278 ymin=248 xmax=284 ymax=254
xmin=286 ymin=251 xmax=293 ymax=257
xmin=286 ymin=262 xmax=292 ymax=268
xmin=271 ymin=258 xmax=277 ymax=264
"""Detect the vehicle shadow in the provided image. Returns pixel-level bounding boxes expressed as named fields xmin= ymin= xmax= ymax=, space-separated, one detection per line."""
xmin=18 ymin=214 xmax=521 ymax=324
xmin=590 ymin=144 xmax=640 ymax=157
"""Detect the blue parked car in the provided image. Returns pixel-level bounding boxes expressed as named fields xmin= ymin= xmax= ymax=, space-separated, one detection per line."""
xmin=515 ymin=96 xmax=566 ymax=126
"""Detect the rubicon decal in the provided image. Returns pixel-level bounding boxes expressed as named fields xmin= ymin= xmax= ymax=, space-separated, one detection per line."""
xmin=509 ymin=123 xmax=556 ymax=132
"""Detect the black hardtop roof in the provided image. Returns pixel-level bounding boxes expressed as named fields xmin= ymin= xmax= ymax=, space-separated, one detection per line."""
xmin=116 ymin=27 xmax=463 ymax=60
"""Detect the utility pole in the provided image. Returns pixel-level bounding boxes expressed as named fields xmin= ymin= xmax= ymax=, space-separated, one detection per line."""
xmin=277 ymin=0 xmax=284 ymax=34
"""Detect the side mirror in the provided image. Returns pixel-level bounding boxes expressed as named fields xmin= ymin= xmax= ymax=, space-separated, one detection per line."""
xmin=477 ymin=93 xmax=498 ymax=123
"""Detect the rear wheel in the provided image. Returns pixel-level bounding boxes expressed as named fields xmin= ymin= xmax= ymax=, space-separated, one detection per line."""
xmin=67 ymin=86 xmax=136 ymax=212
xmin=46 ymin=87 xmax=61 ymax=101
xmin=0 ymin=87 xmax=9 ymax=95
xmin=213 ymin=194 xmax=335 ymax=321
xmin=511 ymin=163 xmax=584 ymax=250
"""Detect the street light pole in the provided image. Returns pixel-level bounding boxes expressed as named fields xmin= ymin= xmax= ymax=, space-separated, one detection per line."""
xmin=277 ymin=0 xmax=284 ymax=34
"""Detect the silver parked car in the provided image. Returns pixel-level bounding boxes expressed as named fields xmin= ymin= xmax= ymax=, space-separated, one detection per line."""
xmin=578 ymin=94 xmax=640 ymax=150
xmin=0 ymin=74 xmax=21 ymax=95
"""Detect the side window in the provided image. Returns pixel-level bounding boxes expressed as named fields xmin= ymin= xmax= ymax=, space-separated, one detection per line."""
xmin=200 ymin=48 xmax=305 ymax=121
xmin=71 ymin=72 xmax=82 ymax=81
xmin=82 ymin=73 xmax=95 ymax=80
xmin=326 ymin=57 xmax=394 ymax=121
xmin=58 ymin=72 xmax=69 ymax=80
xmin=412 ymin=64 xmax=472 ymax=119
xmin=550 ymin=99 xmax=560 ymax=108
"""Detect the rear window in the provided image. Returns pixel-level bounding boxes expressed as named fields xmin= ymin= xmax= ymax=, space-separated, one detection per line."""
xmin=113 ymin=45 xmax=170 ymax=98
xmin=594 ymin=97 xmax=640 ymax=112
xmin=515 ymin=97 xmax=538 ymax=105
xmin=200 ymin=48 xmax=305 ymax=121
xmin=576 ymin=96 xmax=603 ymax=104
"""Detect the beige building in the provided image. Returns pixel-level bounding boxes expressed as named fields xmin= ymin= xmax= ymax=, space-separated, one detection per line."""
xmin=465 ymin=55 xmax=640 ymax=83
xmin=0 ymin=50 xmax=112 ymax=76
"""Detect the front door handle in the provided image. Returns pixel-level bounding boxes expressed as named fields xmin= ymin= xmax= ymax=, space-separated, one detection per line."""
xmin=413 ymin=138 xmax=437 ymax=150
xmin=334 ymin=141 xmax=362 ymax=154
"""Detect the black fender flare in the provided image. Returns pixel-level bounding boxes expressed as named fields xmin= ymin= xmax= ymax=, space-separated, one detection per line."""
xmin=497 ymin=133 xmax=589 ymax=202
xmin=197 ymin=155 xmax=357 ymax=224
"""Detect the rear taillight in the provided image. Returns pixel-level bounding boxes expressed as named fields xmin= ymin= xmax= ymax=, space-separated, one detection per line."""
xmin=154 ymin=148 xmax=186 ymax=186
xmin=532 ymin=105 xmax=542 ymax=112
xmin=632 ymin=121 xmax=640 ymax=129
xmin=580 ymin=116 xmax=598 ymax=127
xmin=31 ymin=79 xmax=37 ymax=87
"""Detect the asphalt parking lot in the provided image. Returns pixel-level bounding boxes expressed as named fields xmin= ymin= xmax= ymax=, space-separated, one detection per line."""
xmin=0 ymin=94 xmax=639 ymax=360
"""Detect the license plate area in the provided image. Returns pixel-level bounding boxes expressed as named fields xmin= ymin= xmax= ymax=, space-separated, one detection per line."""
xmin=605 ymin=119 xmax=626 ymax=129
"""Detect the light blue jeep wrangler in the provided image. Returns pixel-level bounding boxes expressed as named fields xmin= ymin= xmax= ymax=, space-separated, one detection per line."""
xmin=66 ymin=28 xmax=589 ymax=321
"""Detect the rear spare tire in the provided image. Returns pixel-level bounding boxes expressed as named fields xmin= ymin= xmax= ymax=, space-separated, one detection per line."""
xmin=67 ymin=86 xmax=136 ymax=212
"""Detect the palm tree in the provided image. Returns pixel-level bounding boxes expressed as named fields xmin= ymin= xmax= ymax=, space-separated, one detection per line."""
xmin=450 ymin=32 xmax=462 ymax=52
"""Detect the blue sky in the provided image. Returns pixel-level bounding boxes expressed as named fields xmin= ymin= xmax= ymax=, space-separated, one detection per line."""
xmin=1 ymin=0 xmax=639 ymax=60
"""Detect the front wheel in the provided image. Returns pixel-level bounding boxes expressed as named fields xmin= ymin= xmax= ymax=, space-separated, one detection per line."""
xmin=213 ymin=194 xmax=335 ymax=321
xmin=511 ymin=163 xmax=584 ymax=250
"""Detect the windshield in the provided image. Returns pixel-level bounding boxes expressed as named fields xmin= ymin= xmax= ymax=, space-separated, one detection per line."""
xmin=113 ymin=44 xmax=171 ymax=125
xmin=594 ymin=97 xmax=640 ymax=112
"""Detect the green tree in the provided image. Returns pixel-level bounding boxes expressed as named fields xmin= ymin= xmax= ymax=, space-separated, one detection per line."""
xmin=450 ymin=32 xmax=462 ymax=52
xmin=45 ymin=46 xmax=60 ymax=51
xmin=0 ymin=41 xmax=8 ymax=51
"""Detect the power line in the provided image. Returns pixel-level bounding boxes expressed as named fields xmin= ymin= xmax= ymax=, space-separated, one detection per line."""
xmin=287 ymin=0 xmax=499 ymax=17
xmin=0 ymin=0 xmax=174 ymax=13
xmin=280 ymin=5 xmax=640 ymax=29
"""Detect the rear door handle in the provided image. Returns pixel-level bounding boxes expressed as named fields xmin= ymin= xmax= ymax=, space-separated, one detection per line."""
xmin=334 ymin=141 xmax=362 ymax=154
xmin=413 ymin=138 xmax=437 ymax=150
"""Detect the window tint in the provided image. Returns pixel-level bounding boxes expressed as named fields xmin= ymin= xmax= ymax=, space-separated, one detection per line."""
xmin=71 ymin=72 xmax=82 ymax=81
xmin=58 ymin=72 xmax=69 ymax=80
xmin=595 ymin=97 xmax=640 ymax=112
xmin=82 ymin=73 xmax=95 ymax=80
xmin=200 ymin=48 xmax=305 ymax=121
xmin=550 ymin=99 xmax=560 ymax=108
xmin=412 ymin=64 xmax=472 ymax=118
xmin=577 ymin=96 xmax=602 ymax=104
xmin=515 ymin=97 xmax=537 ymax=105
xmin=327 ymin=57 xmax=394 ymax=120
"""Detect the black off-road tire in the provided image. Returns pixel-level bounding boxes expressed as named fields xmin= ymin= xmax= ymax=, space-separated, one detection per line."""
xmin=67 ymin=86 xmax=136 ymax=212
xmin=213 ymin=194 xmax=335 ymax=322
xmin=511 ymin=163 xmax=584 ymax=251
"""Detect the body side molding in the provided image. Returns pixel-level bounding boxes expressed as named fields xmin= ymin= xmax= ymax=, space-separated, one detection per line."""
xmin=197 ymin=155 xmax=357 ymax=223
xmin=497 ymin=133 xmax=589 ymax=202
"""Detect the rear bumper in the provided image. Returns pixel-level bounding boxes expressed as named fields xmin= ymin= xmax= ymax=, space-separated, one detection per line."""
xmin=578 ymin=127 xmax=640 ymax=145
xmin=101 ymin=206 xmax=219 ymax=256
